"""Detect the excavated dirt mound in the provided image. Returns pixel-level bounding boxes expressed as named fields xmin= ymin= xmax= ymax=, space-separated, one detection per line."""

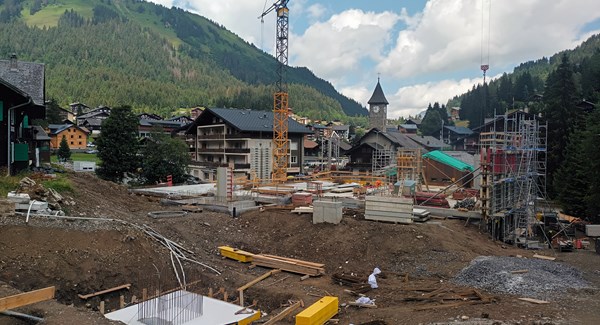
xmin=0 ymin=171 xmax=599 ymax=325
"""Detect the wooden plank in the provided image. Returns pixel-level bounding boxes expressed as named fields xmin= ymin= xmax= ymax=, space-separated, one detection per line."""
xmin=533 ymin=254 xmax=556 ymax=261
xmin=518 ymin=297 xmax=549 ymax=304
xmin=347 ymin=302 xmax=377 ymax=308
xmin=0 ymin=286 xmax=56 ymax=312
xmin=237 ymin=270 xmax=281 ymax=291
xmin=264 ymin=301 xmax=302 ymax=325
xmin=78 ymin=284 xmax=131 ymax=300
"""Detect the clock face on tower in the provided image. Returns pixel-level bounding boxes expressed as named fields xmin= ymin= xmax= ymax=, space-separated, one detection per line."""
xmin=373 ymin=105 xmax=380 ymax=113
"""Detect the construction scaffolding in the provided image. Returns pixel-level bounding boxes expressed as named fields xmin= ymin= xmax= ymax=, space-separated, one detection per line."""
xmin=372 ymin=145 xmax=395 ymax=195
xmin=479 ymin=113 xmax=549 ymax=247
xmin=396 ymin=148 xmax=425 ymax=191
xmin=320 ymin=130 xmax=341 ymax=172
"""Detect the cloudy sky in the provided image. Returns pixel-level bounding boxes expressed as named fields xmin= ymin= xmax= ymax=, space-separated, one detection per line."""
xmin=149 ymin=0 xmax=600 ymax=118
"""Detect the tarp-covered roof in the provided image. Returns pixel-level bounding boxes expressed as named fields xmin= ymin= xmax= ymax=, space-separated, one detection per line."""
xmin=423 ymin=150 xmax=474 ymax=172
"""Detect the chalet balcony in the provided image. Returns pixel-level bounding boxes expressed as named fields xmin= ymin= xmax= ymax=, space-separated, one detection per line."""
xmin=189 ymin=161 xmax=251 ymax=170
xmin=197 ymin=148 xmax=251 ymax=154
xmin=196 ymin=134 xmax=255 ymax=140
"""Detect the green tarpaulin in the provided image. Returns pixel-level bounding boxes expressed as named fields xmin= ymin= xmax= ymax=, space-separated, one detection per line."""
xmin=422 ymin=150 xmax=474 ymax=172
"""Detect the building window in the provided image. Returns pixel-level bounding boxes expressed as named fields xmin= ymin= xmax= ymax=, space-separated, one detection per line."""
xmin=70 ymin=141 xmax=74 ymax=145
xmin=291 ymin=156 xmax=297 ymax=164
xmin=70 ymin=135 xmax=74 ymax=139
xmin=78 ymin=142 xmax=82 ymax=145
xmin=79 ymin=135 xmax=82 ymax=138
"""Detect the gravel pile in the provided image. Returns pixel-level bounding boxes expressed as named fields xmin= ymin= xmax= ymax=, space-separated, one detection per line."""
xmin=454 ymin=256 xmax=590 ymax=299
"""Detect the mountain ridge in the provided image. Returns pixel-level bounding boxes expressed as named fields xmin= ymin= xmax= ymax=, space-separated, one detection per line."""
xmin=0 ymin=0 xmax=368 ymax=119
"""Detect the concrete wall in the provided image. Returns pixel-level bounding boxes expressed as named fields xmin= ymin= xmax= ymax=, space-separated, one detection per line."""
xmin=365 ymin=195 xmax=413 ymax=223
xmin=313 ymin=200 xmax=343 ymax=224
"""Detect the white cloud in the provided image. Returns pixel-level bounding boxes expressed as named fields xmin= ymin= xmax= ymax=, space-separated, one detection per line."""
xmin=389 ymin=77 xmax=486 ymax=118
xmin=307 ymin=3 xmax=326 ymax=21
xmin=379 ymin=0 xmax=600 ymax=79
xmin=291 ymin=9 xmax=399 ymax=82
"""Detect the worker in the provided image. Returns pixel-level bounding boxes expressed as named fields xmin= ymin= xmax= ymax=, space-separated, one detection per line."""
xmin=368 ymin=267 xmax=381 ymax=289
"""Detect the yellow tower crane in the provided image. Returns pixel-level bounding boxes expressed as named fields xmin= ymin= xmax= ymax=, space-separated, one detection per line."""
xmin=260 ymin=0 xmax=290 ymax=182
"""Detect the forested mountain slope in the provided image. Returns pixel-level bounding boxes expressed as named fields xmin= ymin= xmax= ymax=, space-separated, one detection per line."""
xmin=447 ymin=34 xmax=600 ymax=128
xmin=0 ymin=0 xmax=367 ymax=119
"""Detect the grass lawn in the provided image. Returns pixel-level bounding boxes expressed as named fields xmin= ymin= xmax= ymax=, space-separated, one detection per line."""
xmin=51 ymin=152 xmax=101 ymax=164
xmin=22 ymin=0 xmax=95 ymax=28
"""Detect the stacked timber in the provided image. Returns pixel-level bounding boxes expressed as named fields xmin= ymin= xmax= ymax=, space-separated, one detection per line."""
xmin=252 ymin=254 xmax=325 ymax=276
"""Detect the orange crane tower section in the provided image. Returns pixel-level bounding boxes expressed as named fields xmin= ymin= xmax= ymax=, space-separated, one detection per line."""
xmin=260 ymin=0 xmax=290 ymax=182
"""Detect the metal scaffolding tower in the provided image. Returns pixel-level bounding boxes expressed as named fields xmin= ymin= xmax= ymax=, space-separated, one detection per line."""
xmin=320 ymin=130 xmax=340 ymax=171
xmin=479 ymin=112 xmax=549 ymax=246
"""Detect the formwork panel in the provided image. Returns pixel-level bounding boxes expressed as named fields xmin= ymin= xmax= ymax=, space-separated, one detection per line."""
xmin=295 ymin=296 xmax=338 ymax=325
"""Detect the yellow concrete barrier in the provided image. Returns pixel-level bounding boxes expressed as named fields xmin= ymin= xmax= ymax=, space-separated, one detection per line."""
xmin=295 ymin=296 xmax=338 ymax=325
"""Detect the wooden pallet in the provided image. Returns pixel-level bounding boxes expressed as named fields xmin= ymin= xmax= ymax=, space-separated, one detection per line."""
xmin=252 ymin=254 xmax=325 ymax=276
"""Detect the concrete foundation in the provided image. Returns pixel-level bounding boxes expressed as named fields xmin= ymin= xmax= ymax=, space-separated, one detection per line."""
xmin=312 ymin=200 xmax=343 ymax=224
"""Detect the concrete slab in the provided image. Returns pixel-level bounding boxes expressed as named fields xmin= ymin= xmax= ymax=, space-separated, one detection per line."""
xmin=105 ymin=290 xmax=259 ymax=325
xmin=134 ymin=184 xmax=216 ymax=196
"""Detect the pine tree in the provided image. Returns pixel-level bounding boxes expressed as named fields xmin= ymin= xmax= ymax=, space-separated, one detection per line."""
xmin=95 ymin=105 xmax=140 ymax=182
xmin=543 ymin=54 xmax=580 ymax=197
xmin=420 ymin=109 xmax=442 ymax=137
xmin=57 ymin=135 xmax=71 ymax=162
xmin=141 ymin=131 xmax=191 ymax=184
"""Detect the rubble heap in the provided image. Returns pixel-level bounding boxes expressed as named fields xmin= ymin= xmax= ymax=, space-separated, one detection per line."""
xmin=453 ymin=256 xmax=590 ymax=300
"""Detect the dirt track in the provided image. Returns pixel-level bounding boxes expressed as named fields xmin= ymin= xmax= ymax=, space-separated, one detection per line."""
xmin=1 ymin=172 xmax=599 ymax=324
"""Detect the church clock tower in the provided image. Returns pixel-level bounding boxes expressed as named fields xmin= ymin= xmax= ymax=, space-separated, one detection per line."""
xmin=368 ymin=78 xmax=389 ymax=131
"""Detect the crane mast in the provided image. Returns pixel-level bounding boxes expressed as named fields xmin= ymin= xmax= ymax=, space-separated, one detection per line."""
xmin=260 ymin=0 xmax=290 ymax=182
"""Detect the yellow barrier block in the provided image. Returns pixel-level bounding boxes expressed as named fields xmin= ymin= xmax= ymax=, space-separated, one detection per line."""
xmin=238 ymin=310 xmax=261 ymax=325
xmin=295 ymin=296 xmax=338 ymax=325
xmin=219 ymin=246 xmax=254 ymax=263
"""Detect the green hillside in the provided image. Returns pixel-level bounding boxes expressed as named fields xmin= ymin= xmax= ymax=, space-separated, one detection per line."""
xmin=0 ymin=0 xmax=367 ymax=119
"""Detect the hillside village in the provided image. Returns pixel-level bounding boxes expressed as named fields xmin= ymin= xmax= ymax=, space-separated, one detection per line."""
xmin=1 ymin=1 xmax=600 ymax=325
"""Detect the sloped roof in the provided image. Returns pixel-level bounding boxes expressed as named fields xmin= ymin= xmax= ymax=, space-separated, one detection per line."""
xmin=0 ymin=57 xmax=45 ymax=106
xmin=423 ymin=150 xmax=474 ymax=172
xmin=383 ymin=130 xmax=422 ymax=149
xmin=139 ymin=119 xmax=185 ymax=128
xmin=304 ymin=139 xmax=318 ymax=149
xmin=207 ymin=108 xmax=312 ymax=134
xmin=77 ymin=111 xmax=109 ymax=120
xmin=48 ymin=123 xmax=89 ymax=135
xmin=32 ymin=125 xmax=50 ymax=141
xmin=406 ymin=134 xmax=448 ymax=149
xmin=399 ymin=124 xmax=418 ymax=130
xmin=442 ymin=151 xmax=476 ymax=167
xmin=406 ymin=118 xmax=422 ymax=125
xmin=444 ymin=126 xmax=473 ymax=135
xmin=367 ymin=80 xmax=389 ymax=105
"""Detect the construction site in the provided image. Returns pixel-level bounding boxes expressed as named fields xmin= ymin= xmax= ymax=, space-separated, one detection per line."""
xmin=1 ymin=109 xmax=600 ymax=324
xmin=1 ymin=0 xmax=600 ymax=324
